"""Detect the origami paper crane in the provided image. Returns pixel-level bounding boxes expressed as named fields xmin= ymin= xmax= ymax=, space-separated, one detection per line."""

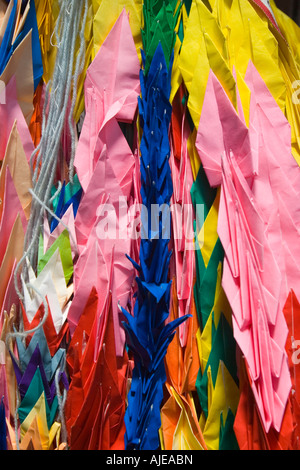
xmin=169 ymin=91 xmax=195 ymax=348
xmin=65 ymin=253 xmax=129 ymax=450
xmin=72 ymin=8 xmax=141 ymax=358
xmin=0 ymin=120 xmax=32 ymax=223
xmin=0 ymin=75 xmax=35 ymax=163
xmin=141 ymin=0 xmax=180 ymax=76
xmin=7 ymin=325 xmax=68 ymax=450
xmin=162 ymin=281 xmax=206 ymax=450
xmin=0 ymin=206 xmax=26 ymax=331
xmin=20 ymin=249 xmax=72 ymax=352
xmin=92 ymin=0 xmax=143 ymax=65
xmin=2 ymin=0 xmax=300 ymax=453
xmin=121 ymin=0 xmax=190 ymax=450
xmin=0 ymin=24 xmax=34 ymax=124
xmin=50 ymin=175 xmax=82 ymax=233
xmin=211 ymin=0 xmax=300 ymax=167
xmin=1 ymin=0 xmax=43 ymax=90
xmin=0 ymin=0 xmax=18 ymax=74
xmin=165 ymin=281 xmax=200 ymax=398
xmin=191 ymin=166 xmax=239 ymax=447
xmin=33 ymin=0 xmax=58 ymax=84
xmin=0 ymin=304 xmax=18 ymax=428
xmin=194 ymin=60 xmax=300 ymax=435
xmin=2 ymin=189 xmax=78 ymax=448
xmin=178 ymin=0 xmax=237 ymax=130
xmin=160 ymin=386 xmax=205 ymax=450
xmin=171 ymin=1 xmax=240 ymax=449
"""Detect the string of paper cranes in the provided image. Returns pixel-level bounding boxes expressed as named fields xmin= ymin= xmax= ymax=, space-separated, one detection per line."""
xmin=1 ymin=0 xmax=300 ymax=451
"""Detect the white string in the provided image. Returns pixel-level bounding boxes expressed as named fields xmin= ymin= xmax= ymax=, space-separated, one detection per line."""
xmin=49 ymin=180 xmax=62 ymax=204
xmin=14 ymin=0 xmax=86 ymax=296
xmin=68 ymin=0 xmax=89 ymax=184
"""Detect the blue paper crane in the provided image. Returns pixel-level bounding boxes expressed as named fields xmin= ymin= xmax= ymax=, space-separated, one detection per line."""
xmin=121 ymin=41 xmax=190 ymax=450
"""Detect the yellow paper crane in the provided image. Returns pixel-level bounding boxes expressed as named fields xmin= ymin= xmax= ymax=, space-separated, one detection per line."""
xmin=34 ymin=0 xmax=143 ymax=124
xmin=20 ymin=392 xmax=61 ymax=450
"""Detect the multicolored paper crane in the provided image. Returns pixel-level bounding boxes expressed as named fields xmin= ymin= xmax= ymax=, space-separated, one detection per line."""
xmin=2 ymin=0 xmax=300 ymax=452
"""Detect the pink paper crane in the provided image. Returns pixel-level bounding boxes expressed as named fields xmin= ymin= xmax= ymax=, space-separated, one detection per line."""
xmin=69 ymin=9 xmax=141 ymax=358
xmin=195 ymin=60 xmax=300 ymax=433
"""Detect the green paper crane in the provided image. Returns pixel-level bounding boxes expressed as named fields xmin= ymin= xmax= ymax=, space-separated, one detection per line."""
xmin=190 ymin=147 xmax=239 ymax=450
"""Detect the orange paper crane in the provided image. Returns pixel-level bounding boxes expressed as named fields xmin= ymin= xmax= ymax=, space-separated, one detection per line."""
xmin=65 ymin=260 xmax=129 ymax=450
xmin=162 ymin=281 xmax=207 ymax=450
